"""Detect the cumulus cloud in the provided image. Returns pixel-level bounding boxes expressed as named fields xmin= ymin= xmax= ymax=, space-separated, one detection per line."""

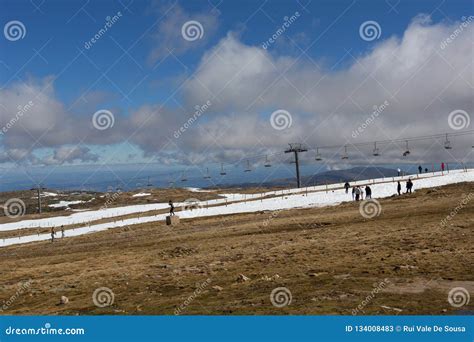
xmin=0 ymin=15 xmax=472 ymax=168
xmin=39 ymin=146 xmax=99 ymax=165
xmin=176 ymin=15 xmax=473 ymax=164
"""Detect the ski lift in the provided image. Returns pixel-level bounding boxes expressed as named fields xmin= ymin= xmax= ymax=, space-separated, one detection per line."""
xmin=315 ymin=148 xmax=322 ymax=161
xmin=372 ymin=142 xmax=380 ymax=156
xmin=181 ymin=172 xmax=187 ymax=182
xmin=204 ymin=167 xmax=211 ymax=179
xmin=220 ymin=163 xmax=227 ymax=176
xmin=244 ymin=160 xmax=251 ymax=172
xmin=264 ymin=155 xmax=272 ymax=167
xmin=444 ymin=133 xmax=452 ymax=150
xmin=341 ymin=145 xmax=349 ymax=160
xmin=402 ymin=140 xmax=410 ymax=157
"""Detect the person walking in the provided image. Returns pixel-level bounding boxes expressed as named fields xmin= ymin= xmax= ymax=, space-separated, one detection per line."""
xmin=354 ymin=186 xmax=361 ymax=201
xmin=168 ymin=200 xmax=175 ymax=216
xmin=61 ymin=225 xmax=65 ymax=238
xmin=51 ymin=226 xmax=56 ymax=242
xmin=352 ymin=186 xmax=356 ymax=200
xmin=397 ymin=181 xmax=402 ymax=195
xmin=406 ymin=179 xmax=413 ymax=194
xmin=418 ymin=165 xmax=422 ymax=174
xmin=441 ymin=162 xmax=445 ymax=172
xmin=344 ymin=182 xmax=350 ymax=194
xmin=365 ymin=185 xmax=372 ymax=199
xmin=424 ymin=167 xmax=428 ymax=173
xmin=397 ymin=168 xmax=401 ymax=177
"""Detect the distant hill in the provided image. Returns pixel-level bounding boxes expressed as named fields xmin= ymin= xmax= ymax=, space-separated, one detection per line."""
xmin=211 ymin=167 xmax=400 ymax=188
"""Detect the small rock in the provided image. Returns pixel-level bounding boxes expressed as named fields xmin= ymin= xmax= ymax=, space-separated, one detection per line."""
xmin=212 ymin=285 xmax=223 ymax=292
xmin=237 ymin=274 xmax=251 ymax=282
xmin=60 ymin=296 xmax=69 ymax=305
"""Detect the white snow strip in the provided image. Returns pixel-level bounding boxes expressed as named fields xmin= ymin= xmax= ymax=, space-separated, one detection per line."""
xmin=48 ymin=200 xmax=85 ymax=208
xmin=1 ymin=169 xmax=472 ymax=248
xmin=132 ymin=193 xmax=151 ymax=197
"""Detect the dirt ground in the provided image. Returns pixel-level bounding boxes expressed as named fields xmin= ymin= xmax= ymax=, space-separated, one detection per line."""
xmin=0 ymin=182 xmax=472 ymax=315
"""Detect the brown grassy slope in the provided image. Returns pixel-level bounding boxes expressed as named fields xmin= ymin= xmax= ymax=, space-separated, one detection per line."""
xmin=0 ymin=182 xmax=472 ymax=315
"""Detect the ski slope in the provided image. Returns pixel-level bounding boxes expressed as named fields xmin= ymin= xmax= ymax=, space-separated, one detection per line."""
xmin=1 ymin=169 xmax=472 ymax=247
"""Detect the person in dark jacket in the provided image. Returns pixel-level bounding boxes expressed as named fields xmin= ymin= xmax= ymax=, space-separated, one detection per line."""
xmin=397 ymin=181 xmax=402 ymax=195
xmin=425 ymin=167 xmax=428 ymax=173
xmin=352 ymin=186 xmax=356 ymax=200
xmin=344 ymin=182 xmax=350 ymax=194
xmin=418 ymin=165 xmax=422 ymax=174
xmin=51 ymin=226 xmax=56 ymax=242
xmin=168 ymin=200 xmax=175 ymax=216
xmin=406 ymin=179 xmax=413 ymax=194
xmin=365 ymin=185 xmax=372 ymax=199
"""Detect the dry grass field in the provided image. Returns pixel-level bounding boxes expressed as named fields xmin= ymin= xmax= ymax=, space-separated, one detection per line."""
xmin=0 ymin=182 xmax=473 ymax=315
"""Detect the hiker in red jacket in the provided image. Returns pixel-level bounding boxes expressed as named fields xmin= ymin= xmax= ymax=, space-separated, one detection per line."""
xmin=441 ymin=162 xmax=445 ymax=172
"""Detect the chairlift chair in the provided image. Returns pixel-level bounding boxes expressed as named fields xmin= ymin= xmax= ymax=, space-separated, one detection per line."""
xmin=444 ymin=133 xmax=452 ymax=150
xmin=315 ymin=148 xmax=322 ymax=161
xmin=264 ymin=155 xmax=272 ymax=167
xmin=403 ymin=140 xmax=410 ymax=157
xmin=220 ymin=163 xmax=227 ymax=176
xmin=341 ymin=146 xmax=349 ymax=160
xmin=244 ymin=160 xmax=251 ymax=172
xmin=372 ymin=142 xmax=380 ymax=156
xmin=204 ymin=167 xmax=211 ymax=179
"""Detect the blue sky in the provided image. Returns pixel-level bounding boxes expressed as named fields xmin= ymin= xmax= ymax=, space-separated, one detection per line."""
xmin=0 ymin=0 xmax=472 ymax=188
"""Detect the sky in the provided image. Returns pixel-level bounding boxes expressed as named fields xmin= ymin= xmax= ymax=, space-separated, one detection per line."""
xmin=0 ymin=0 xmax=473 ymax=188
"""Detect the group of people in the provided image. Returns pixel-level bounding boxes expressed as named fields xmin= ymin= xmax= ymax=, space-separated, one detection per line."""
xmin=345 ymin=178 xmax=414 ymax=201
xmin=417 ymin=163 xmax=445 ymax=174
xmin=50 ymin=225 xmax=65 ymax=242
xmin=344 ymin=182 xmax=372 ymax=201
